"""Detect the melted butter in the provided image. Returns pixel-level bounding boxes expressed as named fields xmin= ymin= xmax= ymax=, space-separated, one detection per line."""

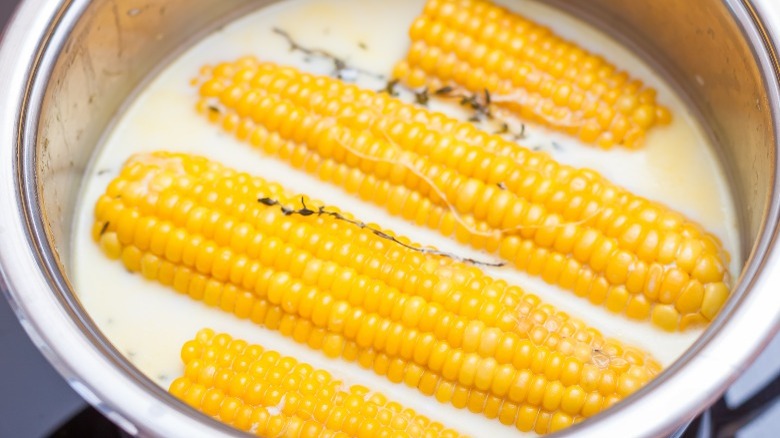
xmin=70 ymin=0 xmax=741 ymax=436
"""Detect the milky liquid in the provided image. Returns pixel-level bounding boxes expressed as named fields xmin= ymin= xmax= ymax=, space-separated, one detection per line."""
xmin=70 ymin=0 xmax=741 ymax=435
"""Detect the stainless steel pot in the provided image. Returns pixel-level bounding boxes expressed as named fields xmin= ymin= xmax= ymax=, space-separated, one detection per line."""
xmin=0 ymin=0 xmax=778 ymax=436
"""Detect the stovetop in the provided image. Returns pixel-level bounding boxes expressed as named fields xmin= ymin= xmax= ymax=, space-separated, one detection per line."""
xmin=686 ymin=334 xmax=780 ymax=438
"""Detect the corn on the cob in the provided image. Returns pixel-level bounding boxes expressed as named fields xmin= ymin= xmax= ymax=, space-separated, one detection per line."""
xmin=194 ymin=58 xmax=730 ymax=331
xmin=95 ymin=152 xmax=660 ymax=434
xmin=170 ymin=329 xmax=464 ymax=437
xmin=391 ymin=0 xmax=671 ymax=149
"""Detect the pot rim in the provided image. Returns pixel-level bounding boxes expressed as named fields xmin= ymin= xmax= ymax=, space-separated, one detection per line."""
xmin=0 ymin=0 xmax=778 ymax=437
xmin=0 ymin=1 xmax=245 ymax=436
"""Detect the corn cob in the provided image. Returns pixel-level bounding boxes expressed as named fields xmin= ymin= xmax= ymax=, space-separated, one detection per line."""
xmin=95 ymin=152 xmax=660 ymax=434
xmin=391 ymin=0 xmax=671 ymax=149
xmin=194 ymin=58 xmax=730 ymax=331
xmin=170 ymin=329 xmax=464 ymax=437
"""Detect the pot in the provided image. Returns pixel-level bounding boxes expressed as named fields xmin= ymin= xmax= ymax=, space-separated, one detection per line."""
xmin=0 ymin=0 xmax=778 ymax=436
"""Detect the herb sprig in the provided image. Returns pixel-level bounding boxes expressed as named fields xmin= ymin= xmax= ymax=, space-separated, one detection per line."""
xmin=272 ymin=28 xmax=527 ymax=141
xmin=258 ymin=196 xmax=505 ymax=268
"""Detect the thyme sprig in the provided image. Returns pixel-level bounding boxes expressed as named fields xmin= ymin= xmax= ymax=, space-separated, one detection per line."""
xmin=433 ymin=86 xmax=494 ymax=120
xmin=258 ymin=196 xmax=505 ymax=268
xmin=430 ymin=85 xmax=527 ymax=140
xmin=272 ymin=27 xmax=384 ymax=81
xmin=271 ymin=28 xmax=527 ymax=140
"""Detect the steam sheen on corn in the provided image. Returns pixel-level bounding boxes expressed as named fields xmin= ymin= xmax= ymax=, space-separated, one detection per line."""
xmin=94 ymin=152 xmax=661 ymax=434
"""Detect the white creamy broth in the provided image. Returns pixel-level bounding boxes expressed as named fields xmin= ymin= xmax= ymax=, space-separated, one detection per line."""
xmin=70 ymin=0 xmax=741 ymax=436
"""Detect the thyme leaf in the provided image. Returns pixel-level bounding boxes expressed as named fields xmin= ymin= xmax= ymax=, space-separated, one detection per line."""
xmin=494 ymin=122 xmax=510 ymax=135
xmin=379 ymin=79 xmax=400 ymax=97
xmin=430 ymin=86 xmax=492 ymax=121
xmin=414 ymin=88 xmax=430 ymax=106
xmin=514 ymin=124 xmax=527 ymax=140
xmin=434 ymin=86 xmax=454 ymax=95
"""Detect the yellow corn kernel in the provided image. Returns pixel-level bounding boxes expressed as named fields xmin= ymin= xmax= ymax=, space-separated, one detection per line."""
xmin=701 ymin=283 xmax=730 ymax=320
xmin=651 ymin=304 xmax=680 ymax=332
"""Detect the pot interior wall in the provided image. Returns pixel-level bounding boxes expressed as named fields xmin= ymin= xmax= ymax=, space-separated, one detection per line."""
xmin=35 ymin=0 xmax=257 ymax=270
xmin=28 ymin=0 xmax=775 ymax=430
